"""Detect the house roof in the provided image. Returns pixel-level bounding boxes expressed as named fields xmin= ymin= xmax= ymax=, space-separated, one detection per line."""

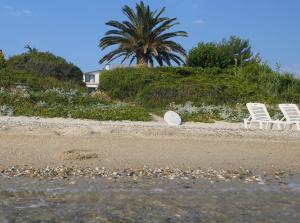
xmin=84 ymin=64 xmax=129 ymax=74
xmin=84 ymin=70 xmax=103 ymax=74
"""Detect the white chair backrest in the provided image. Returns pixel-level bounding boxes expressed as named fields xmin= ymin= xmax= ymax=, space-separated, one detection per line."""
xmin=279 ymin=104 xmax=300 ymax=122
xmin=246 ymin=103 xmax=272 ymax=121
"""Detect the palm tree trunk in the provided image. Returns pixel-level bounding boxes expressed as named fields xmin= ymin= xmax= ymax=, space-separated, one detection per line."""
xmin=137 ymin=54 xmax=149 ymax=67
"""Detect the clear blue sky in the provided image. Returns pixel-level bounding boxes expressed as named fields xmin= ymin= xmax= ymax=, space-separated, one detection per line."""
xmin=1 ymin=0 xmax=300 ymax=74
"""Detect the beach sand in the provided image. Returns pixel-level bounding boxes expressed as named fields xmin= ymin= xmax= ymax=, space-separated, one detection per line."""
xmin=0 ymin=116 xmax=300 ymax=173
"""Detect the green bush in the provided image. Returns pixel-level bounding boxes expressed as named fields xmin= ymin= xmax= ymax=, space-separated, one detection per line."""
xmin=100 ymin=68 xmax=170 ymax=99
xmin=7 ymin=50 xmax=83 ymax=83
xmin=0 ymin=69 xmax=82 ymax=91
xmin=187 ymin=36 xmax=260 ymax=68
xmin=0 ymin=52 xmax=152 ymax=122
xmin=236 ymin=63 xmax=300 ymax=104
xmin=187 ymin=43 xmax=230 ymax=68
xmin=0 ymin=67 xmax=150 ymax=121
xmin=0 ymin=87 xmax=150 ymax=121
xmin=164 ymin=101 xmax=285 ymax=123
xmin=69 ymin=105 xmax=150 ymax=121
xmin=100 ymin=67 xmax=233 ymax=104
xmin=100 ymin=64 xmax=300 ymax=108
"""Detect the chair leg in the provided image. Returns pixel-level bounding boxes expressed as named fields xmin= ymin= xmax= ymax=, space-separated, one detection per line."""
xmin=284 ymin=123 xmax=291 ymax=130
xmin=244 ymin=119 xmax=248 ymax=129
xmin=277 ymin=122 xmax=281 ymax=130
xmin=259 ymin=122 xmax=263 ymax=129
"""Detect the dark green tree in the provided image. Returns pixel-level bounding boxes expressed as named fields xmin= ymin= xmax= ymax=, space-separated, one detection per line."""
xmin=187 ymin=36 xmax=260 ymax=68
xmin=99 ymin=1 xmax=188 ymax=66
xmin=7 ymin=48 xmax=83 ymax=83
xmin=186 ymin=43 xmax=230 ymax=68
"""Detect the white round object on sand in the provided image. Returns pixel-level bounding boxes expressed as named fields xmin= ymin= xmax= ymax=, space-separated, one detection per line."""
xmin=164 ymin=111 xmax=182 ymax=126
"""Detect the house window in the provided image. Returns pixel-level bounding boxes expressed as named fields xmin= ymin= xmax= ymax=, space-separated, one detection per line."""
xmin=85 ymin=74 xmax=95 ymax=83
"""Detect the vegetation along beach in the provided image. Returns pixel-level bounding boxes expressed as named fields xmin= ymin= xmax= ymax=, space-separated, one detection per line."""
xmin=1 ymin=1 xmax=300 ymax=222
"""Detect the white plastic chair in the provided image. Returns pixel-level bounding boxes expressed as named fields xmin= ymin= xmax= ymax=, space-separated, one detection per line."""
xmin=244 ymin=103 xmax=282 ymax=130
xmin=278 ymin=104 xmax=300 ymax=130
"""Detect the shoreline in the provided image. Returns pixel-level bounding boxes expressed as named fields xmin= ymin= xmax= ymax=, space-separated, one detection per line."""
xmin=1 ymin=115 xmax=300 ymax=140
xmin=0 ymin=116 xmax=300 ymax=175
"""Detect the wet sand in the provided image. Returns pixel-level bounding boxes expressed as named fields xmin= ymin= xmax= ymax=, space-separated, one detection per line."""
xmin=1 ymin=177 xmax=300 ymax=223
xmin=0 ymin=116 xmax=300 ymax=172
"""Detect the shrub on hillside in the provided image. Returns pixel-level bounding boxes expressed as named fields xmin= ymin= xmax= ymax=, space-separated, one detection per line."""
xmin=0 ymin=87 xmax=150 ymax=121
xmin=100 ymin=65 xmax=300 ymax=108
xmin=0 ymin=65 xmax=150 ymax=121
xmin=100 ymin=67 xmax=233 ymax=102
xmin=7 ymin=49 xmax=83 ymax=83
xmin=90 ymin=90 xmax=112 ymax=102
xmin=0 ymin=68 xmax=82 ymax=91
xmin=165 ymin=101 xmax=284 ymax=123
xmin=0 ymin=105 xmax=14 ymax=116
xmin=137 ymin=75 xmax=260 ymax=107
xmin=187 ymin=36 xmax=260 ymax=68
xmin=100 ymin=68 xmax=170 ymax=99
xmin=237 ymin=63 xmax=300 ymax=103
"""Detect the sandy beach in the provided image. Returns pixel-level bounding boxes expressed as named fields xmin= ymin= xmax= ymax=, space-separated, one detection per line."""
xmin=1 ymin=117 xmax=300 ymax=222
xmin=0 ymin=116 xmax=299 ymax=173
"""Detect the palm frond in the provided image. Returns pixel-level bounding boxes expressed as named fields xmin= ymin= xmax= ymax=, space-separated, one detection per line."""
xmin=99 ymin=1 xmax=188 ymax=66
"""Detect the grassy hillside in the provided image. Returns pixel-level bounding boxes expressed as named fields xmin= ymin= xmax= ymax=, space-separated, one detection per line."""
xmin=100 ymin=64 xmax=300 ymax=122
xmin=100 ymin=64 xmax=300 ymax=107
xmin=1 ymin=62 xmax=299 ymax=123
xmin=0 ymin=69 xmax=150 ymax=121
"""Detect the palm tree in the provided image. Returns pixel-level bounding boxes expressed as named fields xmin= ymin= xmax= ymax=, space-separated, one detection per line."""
xmin=99 ymin=1 xmax=188 ymax=67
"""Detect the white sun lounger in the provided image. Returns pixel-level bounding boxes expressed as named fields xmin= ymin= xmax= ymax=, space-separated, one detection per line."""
xmin=278 ymin=104 xmax=300 ymax=130
xmin=244 ymin=103 xmax=282 ymax=130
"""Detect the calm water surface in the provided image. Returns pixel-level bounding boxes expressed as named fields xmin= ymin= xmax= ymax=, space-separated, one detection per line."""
xmin=0 ymin=176 xmax=300 ymax=223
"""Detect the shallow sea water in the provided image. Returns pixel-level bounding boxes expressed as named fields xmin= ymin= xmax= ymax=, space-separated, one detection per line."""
xmin=0 ymin=176 xmax=300 ymax=223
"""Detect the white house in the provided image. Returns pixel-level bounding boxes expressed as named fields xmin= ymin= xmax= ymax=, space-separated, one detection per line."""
xmin=83 ymin=70 xmax=101 ymax=89
xmin=83 ymin=64 xmax=110 ymax=90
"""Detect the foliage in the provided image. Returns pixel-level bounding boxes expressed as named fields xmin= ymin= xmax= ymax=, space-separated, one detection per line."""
xmin=0 ymin=87 xmax=150 ymax=121
xmin=7 ymin=48 xmax=83 ymax=83
xmin=0 ymin=104 xmax=14 ymax=116
xmin=0 ymin=50 xmax=6 ymax=70
xmin=187 ymin=36 xmax=260 ymax=68
xmin=90 ymin=90 xmax=112 ymax=102
xmin=0 ymin=69 xmax=150 ymax=121
xmin=0 ymin=68 xmax=82 ymax=91
xmin=99 ymin=1 xmax=187 ymax=66
xmin=100 ymin=64 xmax=300 ymax=109
xmin=166 ymin=101 xmax=284 ymax=123
xmin=236 ymin=63 xmax=300 ymax=103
